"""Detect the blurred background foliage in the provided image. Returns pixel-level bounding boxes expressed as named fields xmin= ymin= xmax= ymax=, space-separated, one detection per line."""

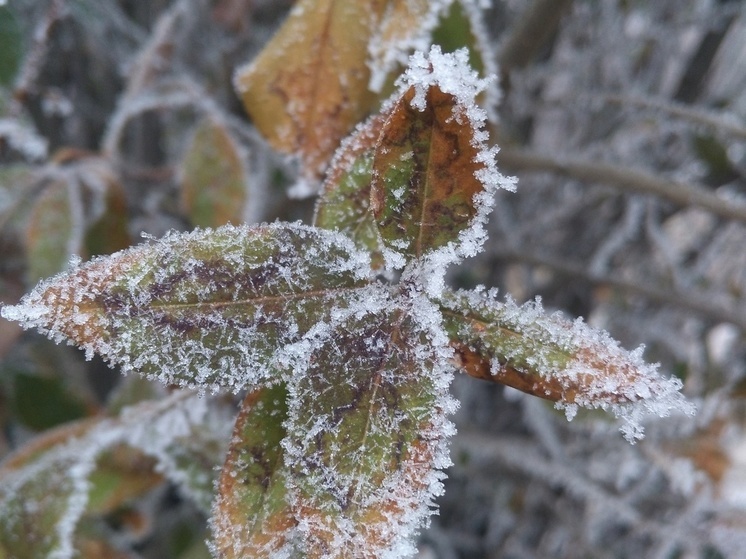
xmin=1 ymin=1 xmax=746 ymax=558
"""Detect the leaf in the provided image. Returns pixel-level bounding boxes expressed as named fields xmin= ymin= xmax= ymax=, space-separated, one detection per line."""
xmin=234 ymin=0 xmax=384 ymax=178
xmin=3 ymin=223 xmax=372 ymax=393
xmin=0 ymin=6 xmax=22 ymax=87
xmin=314 ymin=113 xmax=388 ymax=270
xmin=211 ymin=384 xmax=296 ymax=558
xmin=12 ymin=371 xmax=91 ymax=431
xmin=82 ymin=165 xmax=131 ymax=259
xmin=25 ymin=154 xmax=131 ymax=285
xmin=0 ymin=392 xmax=228 ymax=559
xmin=85 ymin=445 xmax=162 ymax=516
xmin=367 ymin=0 xmax=445 ymax=94
xmin=25 ymin=178 xmax=76 ymax=285
xmin=370 ymin=47 xmax=509 ymax=269
xmin=284 ymin=305 xmax=454 ymax=558
xmin=0 ymin=420 xmax=102 ymax=559
xmin=180 ymin=117 xmax=249 ymax=228
xmin=439 ymin=288 xmax=696 ymax=441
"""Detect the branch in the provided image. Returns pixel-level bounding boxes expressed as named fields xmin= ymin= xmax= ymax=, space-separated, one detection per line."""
xmin=490 ymin=247 xmax=746 ymax=331
xmin=599 ymin=93 xmax=746 ymax=141
xmin=497 ymin=148 xmax=746 ymax=225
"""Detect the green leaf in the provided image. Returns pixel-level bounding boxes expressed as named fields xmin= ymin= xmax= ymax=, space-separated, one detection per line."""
xmin=180 ymin=117 xmax=248 ymax=228
xmin=4 ymin=223 xmax=373 ymax=393
xmin=439 ymin=288 xmax=694 ymax=441
xmin=25 ymin=179 xmax=76 ymax=285
xmin=25 ymin=155 xmax=131 ymax=285
xmin=432 ymin=1 xmax=485 ymax=75
xmin=314 ymin=113 xmax=388 ymax=270
xmin=12 ymin=372 xmax=90 ymax=431
xmin=211 ymin=384 xmax=296 ymax=558
xmin=284 ymin=306 xmax=454 ymax=558
xmin=0 ymin=420 xmax=101 ymax=559
xmin=85 ymin=446 xmax=162 ymax=516
xmin=0 ymin=7 xmax=22 ymax=87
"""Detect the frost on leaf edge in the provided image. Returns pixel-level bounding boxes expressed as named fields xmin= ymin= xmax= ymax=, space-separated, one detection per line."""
xmin=376 ymin=46 xmax=516 ymax=296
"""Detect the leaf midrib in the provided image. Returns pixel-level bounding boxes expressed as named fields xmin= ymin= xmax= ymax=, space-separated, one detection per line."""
xmin=146 ymin=285 xmax=369 ymax=311
xmin=415 ymin=107 xmax=436 ymax=259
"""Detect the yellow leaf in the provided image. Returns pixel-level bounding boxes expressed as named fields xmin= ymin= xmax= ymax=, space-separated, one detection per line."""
xmin=234 ymin=0 xmax=385 ymax=178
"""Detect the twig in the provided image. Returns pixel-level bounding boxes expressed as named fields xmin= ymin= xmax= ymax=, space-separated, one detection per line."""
xmin=497 ymin=147 xmax=746 ymax=225
xmin=599 ymin=93 xmax=746 ymax=141
xmin=490 ymin=247 xmax=746 ymax=331
xmin=451 ymin=430 xmax=711 ymax=551
xmin=10 ymin=0 xmax=67 ymax=116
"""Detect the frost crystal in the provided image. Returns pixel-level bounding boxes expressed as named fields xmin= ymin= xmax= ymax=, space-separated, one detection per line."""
xmin=441 ymin=288 xmax=695 ymax=442
xmin=282 ymin=289 xmax=456 ymax=558
xmin=1 ymin=222 xmax=374 ymax=394
xmin=374 ymin=46 xmax=516 ymax=288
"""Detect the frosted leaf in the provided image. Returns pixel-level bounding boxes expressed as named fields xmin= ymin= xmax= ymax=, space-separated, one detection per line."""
xmin=211 ymin=384 xmax=298 ymax=559
xmin=370 ymin=46 xmax=516 ymax=276
xmin=283 ymin=295 xmax=456 ymax=558
xmin=2 ymin=222 xmax=373 ymax=393
xmin=439 ymin=287 xmax=696 ymax=442
xmin=314 ymin=112 xmax=390 ymax=271
xmin=234 ymin=0 xmax=386 ymax=180
xmin=367 ymin=0 xmax=451 ymax=93
xmin=24 ymin=155 xmax=130 ymax=284
xmin=121 ymin=391 xmax=232 ymax=512
xmin=179 ymin=115 xmax=251 ymax=228
xmin=0 ymin=421 xmax=105 ymax=559
xmin=0 ymin=390 xmax=231 ymax=559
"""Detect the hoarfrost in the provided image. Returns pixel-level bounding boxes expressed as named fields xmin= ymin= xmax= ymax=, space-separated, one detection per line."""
xmin=0 ymin=390 xmax=230 ymax=559
xmin=367 ymin=0 xmax=452 ymax=93
xmin=378 ymin=46 xmax=516 ymax=283
xmin=1 ymin=222 xmax=375 ymax=394
xmin=443 ymin=288 xmax=695 ymax=442
xmin=0 ymin=118 xmax=48 ymax=161
xmin=281 ymin=288 xmax=457 ymax=558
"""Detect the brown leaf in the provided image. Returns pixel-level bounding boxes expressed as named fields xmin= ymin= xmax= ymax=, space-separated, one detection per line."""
xmin=234 ymin=0 xmax=385 ymax=178
xmin=370 ymin=84 xmax=487 ymax=263
xmin=367 ymin=0 xmax=436 ymax=93
xmin=439 ymin=288 xmax=694 ymax=441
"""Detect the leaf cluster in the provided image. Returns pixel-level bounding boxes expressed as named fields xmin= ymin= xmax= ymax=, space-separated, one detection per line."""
xmin=0 ymin=2 xmax=699 ymax=558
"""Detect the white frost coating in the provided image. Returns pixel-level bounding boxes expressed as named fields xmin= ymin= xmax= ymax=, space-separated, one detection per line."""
xmin=380 ymin=46 xmax=516 ymax=285
xmin=281 ymin=288 xmax=457 ymax=558
xmin=444 ymin=288 xmax=696 ymax=442
xmin=367 ymin=0 xmax=452 ymax=93
xmin=1 ymin=222 xmax=374 ymax=395
xmin=0 ymin=118 xmax=48 ymax=160
xmin=0 ymin=424 xmax=117 ymax=559
xmin=0 ymin=390 xmax=228 ymax=559
xmin=458 ymin=0 xmax=503 ymax=120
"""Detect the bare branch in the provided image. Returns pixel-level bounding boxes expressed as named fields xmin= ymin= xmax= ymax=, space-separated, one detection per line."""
xmin=498 ymin=147 xmax=746 ymax=225
xmin=490 ymin=247 xmax=746 ymax=331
